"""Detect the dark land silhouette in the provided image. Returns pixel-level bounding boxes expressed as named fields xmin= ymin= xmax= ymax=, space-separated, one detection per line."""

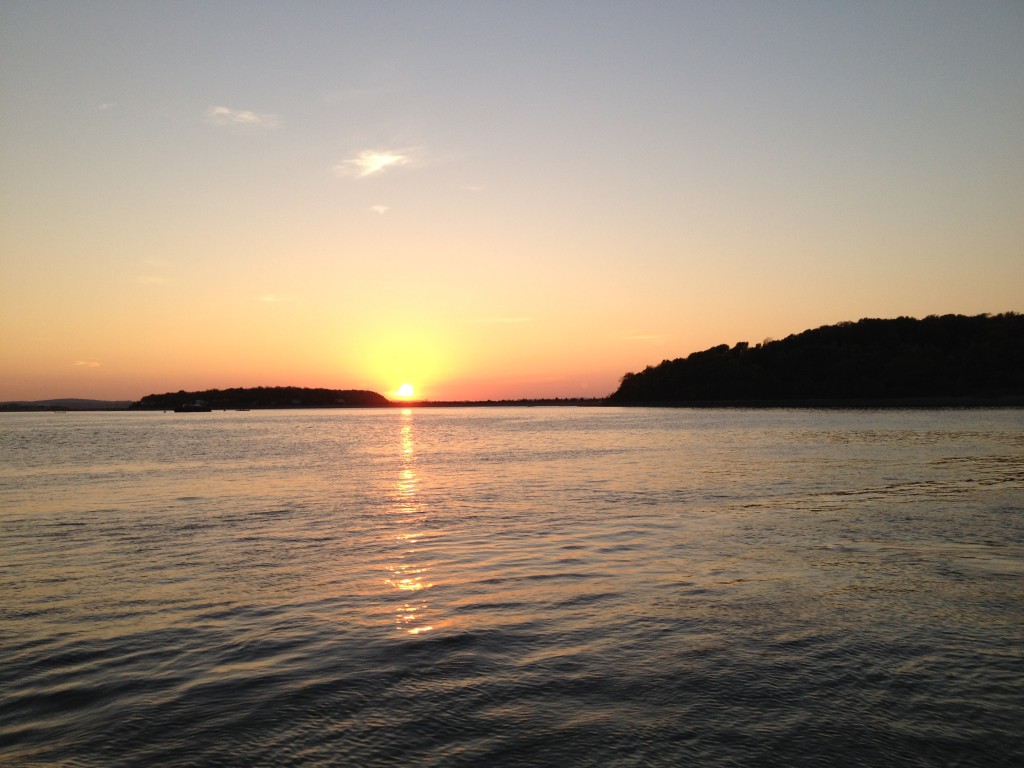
xmin=609 ymin=313 xmax=1024 ymax=405
xmin=8 ymin=314 xmax=1021 ymax=412
xmin=131 ymin=386 xmax=390 ymax=410
xmin=0 ymin=398 xmax=134 ymax=412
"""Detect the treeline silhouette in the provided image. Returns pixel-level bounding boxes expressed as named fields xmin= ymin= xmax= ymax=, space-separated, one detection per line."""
xmin=132 ymin=386 xmax=389 ymax=410
xmin=609 ymin=313 xmax=1024 ymax=404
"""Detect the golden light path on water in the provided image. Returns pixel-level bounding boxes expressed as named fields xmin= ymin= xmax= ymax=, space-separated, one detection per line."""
xmin=385 ymin=409 xmax=436 ymax=635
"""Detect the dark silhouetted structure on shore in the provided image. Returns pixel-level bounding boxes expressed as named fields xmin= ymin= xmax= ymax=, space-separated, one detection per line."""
xmin=609 ymin=313 xmax=1023 ymax=405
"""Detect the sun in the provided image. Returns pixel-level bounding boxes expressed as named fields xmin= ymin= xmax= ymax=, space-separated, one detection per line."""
xmin=396 ymin=383 xmax=415 ymax=399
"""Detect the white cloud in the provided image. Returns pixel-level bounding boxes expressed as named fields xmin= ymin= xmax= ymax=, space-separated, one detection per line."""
xmin=73 ymin=360 xmax=100 ymax=368
xmin=336 ymin=149 xmax=411 ymax=178
xmin=259 ymin=294 xmax=293 ymax=303
xmin=207 ymin=105 xmax=280 ymax=128
xmin=370 ymin=205 xmax=390 ymax=215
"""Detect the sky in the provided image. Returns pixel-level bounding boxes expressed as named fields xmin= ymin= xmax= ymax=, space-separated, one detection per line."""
xmin=2 ymin=1 xmax=1022 ymax=402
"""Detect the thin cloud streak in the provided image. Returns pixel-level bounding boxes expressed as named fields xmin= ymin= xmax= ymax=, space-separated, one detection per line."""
xmin=207 ymin=106 xmax=280 ymax=128
xmin=72 ymin=360 xmax=101 ymax=368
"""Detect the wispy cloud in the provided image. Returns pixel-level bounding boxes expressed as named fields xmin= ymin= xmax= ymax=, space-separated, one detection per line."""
xmin=336 ymin=149 xmax=411 ymax=178
xmin=258 ymin=294 xmax=293 ymax=303
xmin=370 ymin=205 xmax=390 ymax=215
xmin=207 ymin=105 xmax=280 ymax=128
xmin=73 ymin=360 xmax=101 ymax=368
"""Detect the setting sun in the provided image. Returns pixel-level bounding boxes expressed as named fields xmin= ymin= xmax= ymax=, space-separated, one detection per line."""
xmin=397 ymin=383 xmax=414 ymax=398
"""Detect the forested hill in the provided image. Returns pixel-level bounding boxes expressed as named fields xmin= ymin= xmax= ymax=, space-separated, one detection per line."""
xmin=131 ymin=386 xmax=390 ymax=410
xmin=609 ymin=313 xmax=1024 ymax=404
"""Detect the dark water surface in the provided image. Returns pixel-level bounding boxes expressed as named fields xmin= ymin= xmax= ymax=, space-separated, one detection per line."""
xmin=1 ymin=407 xmax=1022 ymax=766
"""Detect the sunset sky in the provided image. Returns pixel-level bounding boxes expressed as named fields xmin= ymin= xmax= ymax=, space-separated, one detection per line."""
xmin=2 ymin=1 xmax=1022 ymax=402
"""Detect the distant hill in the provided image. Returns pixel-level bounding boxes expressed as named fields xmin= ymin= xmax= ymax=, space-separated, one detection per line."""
xmin=0 ymin=398 xmax=133 ymax=411
xmin=609 ymin=313 xmax=1024 ymax=404
xmin=130 ymin=386 xmax=390 ymax=410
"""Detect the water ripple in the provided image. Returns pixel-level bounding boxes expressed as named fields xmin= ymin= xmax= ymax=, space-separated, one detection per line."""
xmin=1 ymin=408 xmax=1022 ymax=766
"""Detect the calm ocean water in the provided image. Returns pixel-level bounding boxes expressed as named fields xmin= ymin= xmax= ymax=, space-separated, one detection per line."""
xmin=1 ymin=407 xmax=1022 ymax=767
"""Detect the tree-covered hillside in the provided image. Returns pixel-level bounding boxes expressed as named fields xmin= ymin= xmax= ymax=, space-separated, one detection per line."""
xmin=609 ymin=313 xmax=1023 ymax=404
xmin=131 ymin=386 xmax=390 ymax=410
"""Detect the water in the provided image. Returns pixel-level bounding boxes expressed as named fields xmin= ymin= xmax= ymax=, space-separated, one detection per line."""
xmin=1 ymin=407 xmax=1022 ymax=767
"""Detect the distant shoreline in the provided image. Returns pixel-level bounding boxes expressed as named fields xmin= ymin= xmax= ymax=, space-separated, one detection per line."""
xmin=392 ymin=396 xmax=1024 ymax=409
xmin=590 ymin=396 xmax=1024 ymax=409
xmin=3 ymin=395 xmax=1023 ymax=412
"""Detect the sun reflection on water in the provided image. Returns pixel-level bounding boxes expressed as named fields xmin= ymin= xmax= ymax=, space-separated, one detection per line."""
xmin=384 ymin=409 xmax=438 ymax=635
